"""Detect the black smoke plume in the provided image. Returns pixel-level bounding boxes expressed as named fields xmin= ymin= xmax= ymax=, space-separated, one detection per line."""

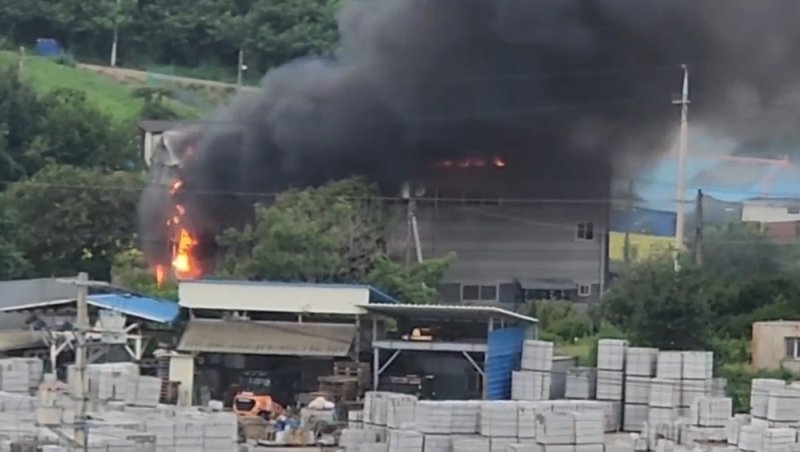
xmin=139 ymin=0 xmax=800 ymax=268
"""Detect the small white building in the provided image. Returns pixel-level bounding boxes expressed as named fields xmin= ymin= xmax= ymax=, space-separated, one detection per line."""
xmin=742 ymin=198 xmax=800 ymax=224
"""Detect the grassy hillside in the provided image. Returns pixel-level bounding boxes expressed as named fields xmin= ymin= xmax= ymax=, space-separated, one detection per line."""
xmin=0 ymin=51 xmax=199 ymax=122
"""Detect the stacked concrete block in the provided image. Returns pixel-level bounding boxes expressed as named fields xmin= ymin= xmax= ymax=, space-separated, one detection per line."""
xmin=656 ymin=352 xmax=682 ymax=380
xmin=452 ymin=436 xmax=491 ymax=452
xmin=0 ymin=358 xmax=42 ymax=393
xmin=415 ymin=401 xmax=480 ymax=435
xmin=735 ymin=425 xmax=763 ymax=452
xmin=536 ymin=411 xmax=576 ymax=445
xmin=574 ymin=410 xmax=604 ymax=444
xmin=565 ymin=368 xmax=596 ymax=400
xmin=361 ymin=444 xmax=390 ymax=452
xmin=513 ymin=371 xmax=552 ymax=401
xmin=387 ymin=394 xmax=418 ymax=429
xmin=481 ymin=401 xmax=519 ymax=438
xmin=421 ymin=434 xmax=450 ymax=452
xmin=508 ymin=444 xmax=540 ymax=452
xmin=689 ymin=397 xmax=732 ymax=427
xmin=365 ymin=391 xmax=393 ymax=427
xmin=626 ymin=348 xmax=658 ymax=378
xmin=514 ymin=341 xmax=554 ymax=401
xmin=750 ymin=379 xmax=786 ymax=421
xmin=490 ymin=437 xmax=517 ymax=452
xmin=765 ymin=387 xmax=800 ymax=426
xmin=349 ymin=410 xmax=365 ymax=429
xmin=388 ymin=429 xmax=423 ymax=452
xmin=725 ymin=414 xmax=751 ymax=446
xmin=761 ymin=428 xmax=796 ymax=452
xmin=124 ymin=375 xmax=161 ymax=408
xmin=679 ymin=352 xmax=713 ymax=414
xmin=517 ymin=403 xmax=538 ymax=439
xmin=597 ymin=340 xmax=627 ymax=403
xmin=647 ymin=378 xmax=681 ymax=428
xmin=623 ymin=376 xmax=651 ymax=432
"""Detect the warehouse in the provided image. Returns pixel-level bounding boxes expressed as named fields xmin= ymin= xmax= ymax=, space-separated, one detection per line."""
xmin=176 ymin=279 xmax=398 ymax=406
xmin=360 ymin=304 xmax=538 ymax=401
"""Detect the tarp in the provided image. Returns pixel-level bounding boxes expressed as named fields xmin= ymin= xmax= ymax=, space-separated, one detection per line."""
xmin=177 ymin=319 xmax=356 ymax=357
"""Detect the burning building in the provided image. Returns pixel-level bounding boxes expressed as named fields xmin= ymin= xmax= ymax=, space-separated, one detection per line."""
xmin=139 ymin=0 xmax=800 ymax=300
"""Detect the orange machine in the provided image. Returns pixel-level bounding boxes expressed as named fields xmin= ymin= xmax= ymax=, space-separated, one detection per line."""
xmin=233 ymin=391 xmax=285 ymax=419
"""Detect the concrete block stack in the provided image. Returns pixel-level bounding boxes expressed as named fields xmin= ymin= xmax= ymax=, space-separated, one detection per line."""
xmin=421 ymin=433 xmax=450 ymax=452
xmin=365 ymin=391 xmax=392 ymax=440
xmin=124 ymin=375 xmax=161 ymax=407
xmin=387 ymin=429 xmax=423 ymax=452
xmin=565 ymin=367 xmax=596 ymax=400
xmin=680 ymin=351 xmax=714 ymax=414
xmin=596 ymin=339 xmax=627 ymax=402
xmin=513 ymin=340 xmax=554 ymax=401
xmin=387 ymin=394 xmax=418 ymax=429
xmin=574 ymin=410 xmax=605 ymax=452
xmin=452 ymin=436 xmax=490 ymax=452
xmin=349 ymin=409 xmax=365 ymax=429
xmin=761 ymin=428 xmax=796 ymax=452
xmin=647 ymin=378 xmax=681 ymax=428
xmin=725 ymin=414 xmax=751 ymax=447
xmin=0 ymin=358 xmax=43 ymax=393
xmin=624 ymin=347 xmax=658 ymax=432
xmin=765 ymin=387 xmax=800 ymax=427
xmin=480 ymin=401 xmax=519 ymax=438
xmin=750 ymin=379 xmax=786 ymax=424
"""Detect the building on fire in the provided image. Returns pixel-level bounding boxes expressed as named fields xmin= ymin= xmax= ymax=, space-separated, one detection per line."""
xmin=138 ymin=121 xmax=613 ymax=304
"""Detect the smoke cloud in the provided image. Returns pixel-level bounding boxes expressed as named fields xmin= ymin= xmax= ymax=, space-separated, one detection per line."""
xmin=139 ymin=0 xmax=800 ymax=266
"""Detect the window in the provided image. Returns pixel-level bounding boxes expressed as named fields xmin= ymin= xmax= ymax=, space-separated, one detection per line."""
xmin=462 ymin=285 xmax=480 ymax=301
xmin=578 ymin=284 xmax=592 ymax=297
xmin=576 ymin=222 xmax=595 ymax=241
xmin=526 ymin=289 xmax=571 ymax=301
xmin=480 ymin=285 xmax=498 ymax=301
xmin=785 ymin=337 xmax=800 ymax=359
xmin=462 ymin=284 xmax=498 ymax=301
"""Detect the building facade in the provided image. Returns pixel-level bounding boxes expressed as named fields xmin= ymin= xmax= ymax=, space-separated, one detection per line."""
xmin=752 ymin=321 xmax=800 ymax=373
xmin=389 ymin=160 xmax=611 ymax=304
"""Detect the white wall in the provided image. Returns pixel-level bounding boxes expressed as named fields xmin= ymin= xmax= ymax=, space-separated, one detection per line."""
xmin=178 ymin=281 xmax=371 ymax=315
xmin=742 ymin=203 xmax=800 ymax=223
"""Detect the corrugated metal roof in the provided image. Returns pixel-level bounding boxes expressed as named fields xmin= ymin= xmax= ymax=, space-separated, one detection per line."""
xmin=0 ymin=293 xmax=180 ymax=324
xmin=177 ymin=319 xmax=357 ymax=356
xmin=360 ymin=304 xmax=538 ymax=325
xmin=0 ymin=329 xmax=45 ymax=352
xmin=0 ymin=278 xmax=76 ymax=329
xmin=190 ymin=279 xmax=399 ymax=304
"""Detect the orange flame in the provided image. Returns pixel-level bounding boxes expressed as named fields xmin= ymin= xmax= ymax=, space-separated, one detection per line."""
xmin=155 ymin=265 xmax=165 ymax=287
xmin=154 ymin=176 xmax=202 ymax=285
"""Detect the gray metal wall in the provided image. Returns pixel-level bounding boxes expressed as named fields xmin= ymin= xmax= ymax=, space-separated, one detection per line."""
xmin=388 ymin=162 xmax=611 ymax=304
xmin=0 ymin=279 xmax=76 ymax=329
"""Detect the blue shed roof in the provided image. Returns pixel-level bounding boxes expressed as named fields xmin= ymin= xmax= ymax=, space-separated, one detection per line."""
xmin=87 ymin=293 xmax=180 ymax=324
xmin=0 ymin=292 xmax=180 ymax=324
xmin=194 ymin=279 xmax=399 ymax=304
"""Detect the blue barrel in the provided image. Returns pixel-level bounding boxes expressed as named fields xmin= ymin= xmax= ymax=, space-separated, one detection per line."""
xmin=34 ymin=39 xmax=63 ymax=57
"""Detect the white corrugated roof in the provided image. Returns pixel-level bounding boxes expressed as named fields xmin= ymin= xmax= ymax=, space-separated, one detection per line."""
xmin=359 ymin=304 xmax=538 ymax=324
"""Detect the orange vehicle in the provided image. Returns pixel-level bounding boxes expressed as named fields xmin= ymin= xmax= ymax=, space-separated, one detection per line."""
xmin=232 ymin=391 xmax=285 ymax=419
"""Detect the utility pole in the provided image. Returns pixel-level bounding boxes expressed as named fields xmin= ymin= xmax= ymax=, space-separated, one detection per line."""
xmin=110 ymin=0 xmax=121 ymax=67
xmin=695 ymin=189 xmax=704 ymax=265
xmin=57 ymin=273 xmax=109 ymax=452
xmin=623 ymin=179 xmax=634 ymax=266
xmin=236 ymin=49 xmax=245 ymax=87
xmin=672 ymin=64 xmax=690 ymax=271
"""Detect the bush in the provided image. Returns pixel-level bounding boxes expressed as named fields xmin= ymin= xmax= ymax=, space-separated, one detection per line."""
xmin=534 ymin=300 xmax=593 ymax=342
xmin=54 ymin=53 xmax=76 ymax=67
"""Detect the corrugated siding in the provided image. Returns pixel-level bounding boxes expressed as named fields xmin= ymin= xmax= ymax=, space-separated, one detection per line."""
xmin=485 ymin=326 xmax=525 ymax=400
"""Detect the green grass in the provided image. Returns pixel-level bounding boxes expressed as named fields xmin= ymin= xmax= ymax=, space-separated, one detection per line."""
xmin=555 ymin=335 xmax=596 ymax=365
xmin=0 ymin=51 xmax=199 ymax=122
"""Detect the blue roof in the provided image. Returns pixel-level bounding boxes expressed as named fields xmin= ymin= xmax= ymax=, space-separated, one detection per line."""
xmin=87 ymin=293 xmax=180 ymax=324
xmin=194 ymin=279 xmax=399 ymax=304
xmin=629 ymin=152 xmax=800 ymax=212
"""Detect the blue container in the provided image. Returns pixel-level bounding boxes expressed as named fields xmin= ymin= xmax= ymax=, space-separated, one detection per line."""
xmin=35 ymin=39 xmax=63 ymax=57
xmin=484 ymin=326 xmax=526 ymax=400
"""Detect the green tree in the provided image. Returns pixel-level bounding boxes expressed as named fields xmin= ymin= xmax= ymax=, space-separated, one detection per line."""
xmin=111 ymin=248 xmax=178 ymax=300
xmin=0 ymin=66 xmax=46 ymax=183
xmin=217 ymin=178 xmax=452 ymax=301
xmin=0 ymin=202 xmax=30 ymax=279
xmin=603 ymin=258 xmax=718 ymax=349
xmin=1 ymin=164 xmax=144 ymax=279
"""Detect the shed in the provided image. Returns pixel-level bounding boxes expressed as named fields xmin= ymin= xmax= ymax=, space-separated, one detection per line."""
xmin=360 ymin=304 xmax=537 ymax=400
